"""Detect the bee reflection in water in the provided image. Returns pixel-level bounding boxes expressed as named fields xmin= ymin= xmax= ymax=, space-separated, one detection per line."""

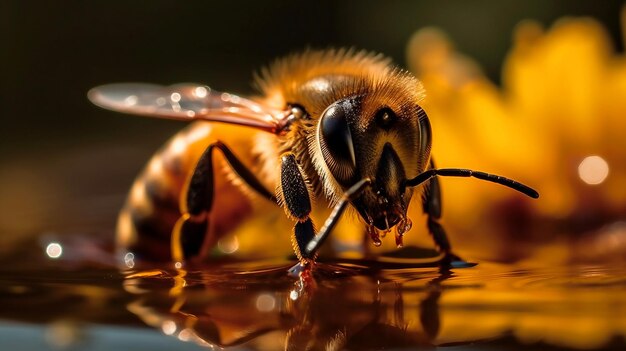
xmin=124 ymin=263 xmax=451 ymax=350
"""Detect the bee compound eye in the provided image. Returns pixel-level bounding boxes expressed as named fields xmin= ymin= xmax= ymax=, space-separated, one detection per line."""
xmin=319 ymin=103 xmax=357 ymax=184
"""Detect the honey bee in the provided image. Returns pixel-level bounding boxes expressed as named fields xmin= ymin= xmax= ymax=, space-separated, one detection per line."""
xmin=89 ymin=49 xmax=538 ymax=269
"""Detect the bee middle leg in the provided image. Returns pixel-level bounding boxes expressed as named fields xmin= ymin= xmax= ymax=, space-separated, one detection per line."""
xmin=422 ymin=160 xmax=467 ymax=267
xmin=172 ymin=141 xmax=276 ymax=262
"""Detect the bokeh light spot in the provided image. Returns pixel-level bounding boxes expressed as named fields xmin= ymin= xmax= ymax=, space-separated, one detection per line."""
xmin=46 ymin=243 xmax=63 ymax=259
xmin=124 ymin=252 xmax=135 ymax=268
xmin=177 ymin=328 xmax=192 ymax=341
xmin=218 ymin=235 xmax=239 ymax=254
xmin=578 ymin=155 xmax=609 ymax=185
xmin=161 ymin=320 xmax=177 ymax=335
xmin=193 ymin=86 xmax=208 ymax=98
xmin=124 ymin=95 xmax=138 ymax=106
xmin=289 ymin=290 xmax=299 ymax=301
xmin=255 ymin=293 xmax=276 ymax=312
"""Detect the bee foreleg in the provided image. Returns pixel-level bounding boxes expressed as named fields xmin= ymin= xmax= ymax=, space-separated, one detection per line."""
xmin=421 ymin=160 xmax=464 ymax=266
xmin=280 ymin=153 xmax=316 ymax=263
xmin=280 ymin=153 xmax=371 ymax=266
xmin=172 ymin=141 xmax=276 ymax=262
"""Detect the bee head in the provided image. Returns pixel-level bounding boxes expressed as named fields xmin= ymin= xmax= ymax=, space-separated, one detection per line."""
xmin=316 ymin=90 xmax=432 ymax=233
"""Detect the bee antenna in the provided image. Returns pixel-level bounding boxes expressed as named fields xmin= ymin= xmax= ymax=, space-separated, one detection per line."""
xmin=304 ymin=178 xmax=371 ymax=258
xmin=404 ymin=168 xmax=539 ymax=199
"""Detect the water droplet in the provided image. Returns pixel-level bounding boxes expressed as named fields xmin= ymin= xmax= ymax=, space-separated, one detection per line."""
xmin=397 ymin=217 xmax=412 ymax=235
xmin=404 ymin=217 xmax=413 ymax=232
xmin=395 ymin=229 xmax=404 ymax=248
xmin=368 ymin=225 xmax=382 ymax=246
xmin=397 ymin=222 xmax=406 ymax=237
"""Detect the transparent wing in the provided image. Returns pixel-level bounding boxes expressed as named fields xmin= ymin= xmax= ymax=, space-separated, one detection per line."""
xmin=88 ymin=83 xmax=286 ymax=133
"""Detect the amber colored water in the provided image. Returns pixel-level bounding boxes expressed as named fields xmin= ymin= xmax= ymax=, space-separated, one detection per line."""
xmin=2 ymin=235 xmax=626 ymax=351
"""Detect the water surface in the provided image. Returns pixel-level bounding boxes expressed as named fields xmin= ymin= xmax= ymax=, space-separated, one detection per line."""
xmin=2 ymin=237 xmax=625 ymax=350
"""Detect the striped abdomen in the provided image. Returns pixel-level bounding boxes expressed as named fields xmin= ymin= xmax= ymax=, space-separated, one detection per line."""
xmin=116 ymin=122 xmax=270 ymax=261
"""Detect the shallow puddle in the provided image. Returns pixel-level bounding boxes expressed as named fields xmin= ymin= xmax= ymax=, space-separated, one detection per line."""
xmin=1 ymin=238 xmax=625 ymax=350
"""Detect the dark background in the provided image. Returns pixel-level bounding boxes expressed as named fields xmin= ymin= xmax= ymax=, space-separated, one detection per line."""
xmin=1 ymin=1 xmax=624 ymax=240
xmin=1 ymin=0 xmax=624 ymax=158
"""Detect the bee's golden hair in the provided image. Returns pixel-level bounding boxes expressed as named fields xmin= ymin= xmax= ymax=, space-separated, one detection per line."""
xmin=255 ymin=48 xmax=425 ymax=122
xmin=255 ymin=48 xmax=427 ymax=207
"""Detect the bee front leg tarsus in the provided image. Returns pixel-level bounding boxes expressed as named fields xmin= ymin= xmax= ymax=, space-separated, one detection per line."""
xmin=288 ymin=260 xmax=313 ymax=278
xmin=294 ymin=219 xmax=317 ymax=262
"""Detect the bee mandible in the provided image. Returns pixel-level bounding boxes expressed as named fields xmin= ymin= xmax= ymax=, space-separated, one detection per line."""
xmin=88 ymin=49 xmax=538 ymax=269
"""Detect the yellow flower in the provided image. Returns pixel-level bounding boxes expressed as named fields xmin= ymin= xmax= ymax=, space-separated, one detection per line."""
xmin=406 ymin=12 xmax=626 ymax=262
